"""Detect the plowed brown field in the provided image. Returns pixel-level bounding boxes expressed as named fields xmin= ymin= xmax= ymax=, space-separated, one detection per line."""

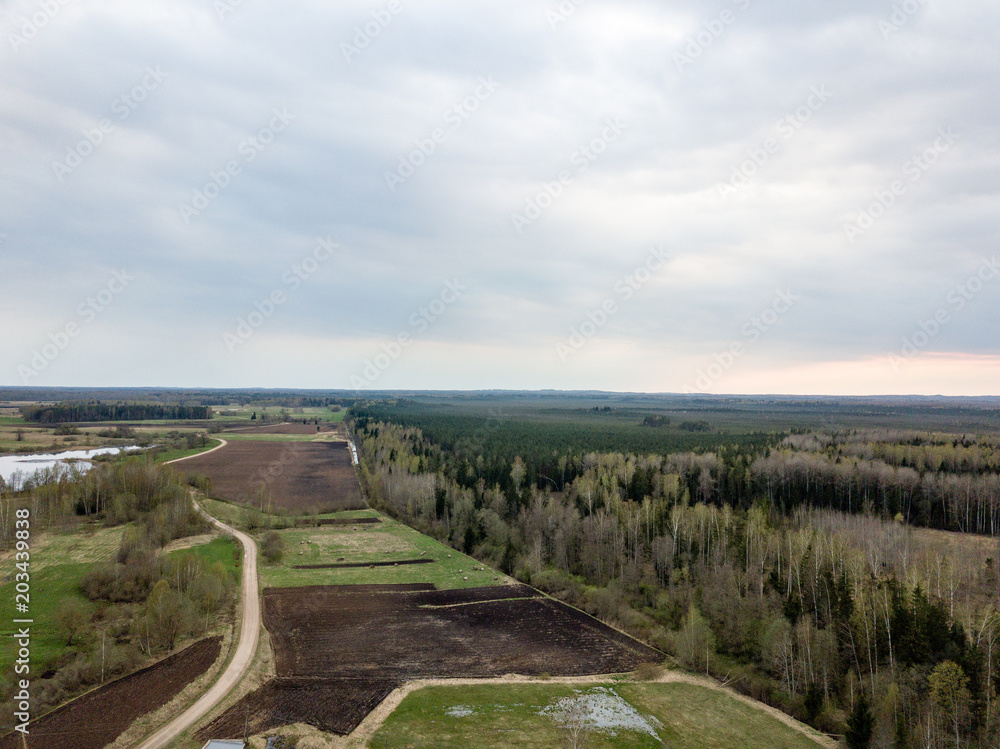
xmin=197 ymin=584 xmax=661 ymax=738
xmin=224 ymin=423 xmax=337 ymax=435
xmin=0 ymin=636 xmax=221 ymax=749
xmin=179 ymin=440 xmax=364 ymax=513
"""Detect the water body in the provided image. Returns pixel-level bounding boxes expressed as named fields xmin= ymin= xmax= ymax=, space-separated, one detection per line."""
xmin=0 ymin=446 xmax=141 ymax=488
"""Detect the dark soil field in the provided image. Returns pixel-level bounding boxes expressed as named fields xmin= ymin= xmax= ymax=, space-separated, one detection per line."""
xmin=224 ymin=423 xmax=337 ymax=435
xmin=0 ymin=636 xmax=221 ymax=749
xmin=198 ymin=584 xmax=661 ymax=738
xmin=179 ymin=440 xmax=365 ymax=512
xmin=196 ymin=678 xmax=399 ymax=738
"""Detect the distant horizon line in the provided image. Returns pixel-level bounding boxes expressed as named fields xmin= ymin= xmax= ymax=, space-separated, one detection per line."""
xmin=2 ymin=386 xmax=999 ymax=401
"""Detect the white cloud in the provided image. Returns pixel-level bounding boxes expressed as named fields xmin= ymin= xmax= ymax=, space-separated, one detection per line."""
xmin=1 ymin=0 xmax=997 ymax=393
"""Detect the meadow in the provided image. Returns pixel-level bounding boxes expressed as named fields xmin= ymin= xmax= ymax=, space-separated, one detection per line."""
xmin=370 ymin=680 xmax=831 ymax=749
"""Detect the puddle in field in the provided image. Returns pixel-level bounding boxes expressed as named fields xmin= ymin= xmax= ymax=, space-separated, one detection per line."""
xmin=540 ymin=687 xmax=662 ymax=738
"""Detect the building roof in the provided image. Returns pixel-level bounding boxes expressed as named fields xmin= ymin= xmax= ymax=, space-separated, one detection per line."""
xmin=201 ymin=741 xmax=245 ymax=749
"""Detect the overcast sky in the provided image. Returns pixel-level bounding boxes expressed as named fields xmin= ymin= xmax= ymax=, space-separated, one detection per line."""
xmin=2 ymin=0 xmax=998 ymax=395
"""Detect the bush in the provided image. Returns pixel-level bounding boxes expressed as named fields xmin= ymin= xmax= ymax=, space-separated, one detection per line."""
xmin=55 ymin=598 xmax=90 ymax=646
xmin=103 ymin=642 xmax=142 ymax=679
xmin=82 ymin=551 xmax=158 ymax=603
xmin=633 ymin=662 xmax=665 ymax=681
xmin=262 ymin=531 xmax=285 ymax=564
xmin=530 ymin=566 xmax=584 ymax=603
xmin=186 ymin=473 xmax=213 ymax=492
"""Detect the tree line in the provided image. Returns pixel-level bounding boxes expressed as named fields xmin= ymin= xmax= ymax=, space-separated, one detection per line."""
xmin=20 ymin=402 xmax=212 ymax=423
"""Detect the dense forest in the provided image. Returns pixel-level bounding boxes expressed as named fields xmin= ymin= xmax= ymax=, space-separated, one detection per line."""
xmin=349 ymin=399 xmax=776 ymax=494
xmin=20 ymin=402 xmax=212 ymax=423
xmin=349 ymin=406 xmax=1000 ymax=748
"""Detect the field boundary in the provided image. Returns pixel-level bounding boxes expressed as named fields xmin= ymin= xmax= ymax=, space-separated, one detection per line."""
xmin=347 ymin=671 xmax=837 ymax=749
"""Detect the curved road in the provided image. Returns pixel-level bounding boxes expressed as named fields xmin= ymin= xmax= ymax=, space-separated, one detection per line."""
xmin=135 ymin=440 xmax=261 ymax=749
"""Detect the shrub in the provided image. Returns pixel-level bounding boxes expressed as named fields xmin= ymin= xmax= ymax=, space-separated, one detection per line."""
xmin=633 ymin=662 xmax=665 ymax=681
xmin=187 ymin=473 xmax=213 ymax=492
xmin=262 ymin=531 xmax=285 ymax=564
xmin=55 ymin=598 xmax=90 ymax=646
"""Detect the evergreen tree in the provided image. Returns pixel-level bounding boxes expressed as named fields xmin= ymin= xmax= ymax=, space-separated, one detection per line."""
xmin=804 ymin=681 xmax=823 ymax=723
xmin=845 ymin=693 xmax=874 ymax=749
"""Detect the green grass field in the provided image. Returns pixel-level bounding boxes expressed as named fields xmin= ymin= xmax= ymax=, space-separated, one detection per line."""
xmin=195 ymin=498 xmax=504 ymax=590
xmin=371 ymin=681 xmax=828 ymax=749
xmin=0 ymin=560 xmax=99 ymax=672
xmin=27 ymin=525 xmax=125 ymax=572
xmin=0 ymin=525 xmax=121 ymax=672
xmin=0 ymin=424 xmax=69 ymax=453
xmin=196 ymin=497 xmax=249 ymax=528
xmin=259 ymin=512 xmax=503 ymax=590
xmin=167 ymin=536 xmax=241 ymax=579
xmin=155 ymin=438 xmax=225 ymax=463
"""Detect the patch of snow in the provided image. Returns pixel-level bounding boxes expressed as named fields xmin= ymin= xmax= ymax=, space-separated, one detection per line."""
xmin=539 ymin=687 xmax=661 ymax=738
xmin=446 ymin=705 xmax=475 ymax=717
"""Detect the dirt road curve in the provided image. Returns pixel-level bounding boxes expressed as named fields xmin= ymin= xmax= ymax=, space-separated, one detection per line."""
xmin=135 ymin=442 xmax=261 ymax=749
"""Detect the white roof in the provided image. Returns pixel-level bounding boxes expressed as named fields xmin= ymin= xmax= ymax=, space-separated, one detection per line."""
xmin=202 ymin=742 xmax=245 ymax=749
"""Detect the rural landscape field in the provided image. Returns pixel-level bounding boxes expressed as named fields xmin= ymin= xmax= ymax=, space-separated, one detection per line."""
xmin=0 ymin=388 xmax=998 ymax=748
xmin=4 ymin=0 xmax=996 ymax=744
